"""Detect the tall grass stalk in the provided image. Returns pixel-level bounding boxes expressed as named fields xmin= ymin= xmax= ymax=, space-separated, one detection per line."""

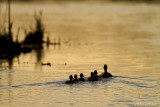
xmin=0 ymin=0 xmax=13 ymax=41
xmin=34 ymin=11 xmax=45 ymax=34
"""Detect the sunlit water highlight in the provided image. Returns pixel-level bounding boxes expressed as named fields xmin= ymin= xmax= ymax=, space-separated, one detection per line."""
xmin=0 ymin=1 xmax=160 ymax=107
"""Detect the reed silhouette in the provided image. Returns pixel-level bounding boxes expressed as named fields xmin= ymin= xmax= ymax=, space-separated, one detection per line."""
xmin=0 ymin=1 xmax=45 ymax=69
xmin=23 ymin=11 xmax=45 ymax=49
xmin=0 ymin=0 xmax=21 ymax=69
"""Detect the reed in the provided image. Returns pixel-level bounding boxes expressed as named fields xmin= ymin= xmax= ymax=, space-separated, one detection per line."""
xmin=0 ymin=0 xmax=13 ymax=40
xmin=23 ymin=11 xmax=45 ymax=46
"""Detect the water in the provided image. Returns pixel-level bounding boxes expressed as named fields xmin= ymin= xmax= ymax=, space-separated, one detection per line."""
xmin=0 ymin=1 xmax=160 ymax=107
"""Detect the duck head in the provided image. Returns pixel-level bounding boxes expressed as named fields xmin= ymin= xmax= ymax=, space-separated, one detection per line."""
xmin=74 ymin=74 xmax=78 ymax=79
xmin=80 ymin=73 xmax=84 ymax=78
xmin=69 ymin=75 xmax=73 ymax=80
xmin=91 ymin=72 xmax=94 ymax=77
xmin=94 ymin=70 xmax=98 ymax=75
xmin=104 ymin=64 xmax=108 ymax=72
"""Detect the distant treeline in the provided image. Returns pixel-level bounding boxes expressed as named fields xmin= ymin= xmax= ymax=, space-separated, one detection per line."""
xmin=1 ymin=0 xmax=159 ymax=2
xmin=110 ymin=0 xmax=160 ymax=2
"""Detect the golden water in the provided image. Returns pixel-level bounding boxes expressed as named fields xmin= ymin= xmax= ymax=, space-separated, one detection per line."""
xmin=0 ymin=1 xmax=160 ymax=107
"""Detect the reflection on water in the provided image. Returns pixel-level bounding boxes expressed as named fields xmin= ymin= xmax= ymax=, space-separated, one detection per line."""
xmin=0 ymin=49 xmax=44 ymax=70
xmin=0 ymin=1 xmax=160 ymax=107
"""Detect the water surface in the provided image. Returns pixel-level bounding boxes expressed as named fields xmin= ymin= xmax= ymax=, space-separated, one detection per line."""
xmin=0 ymin=1 xmax=160 ymax=107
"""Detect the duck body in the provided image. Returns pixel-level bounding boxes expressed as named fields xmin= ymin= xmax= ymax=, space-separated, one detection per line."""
xmin=93 ymin=70 xmax=101 ymax=78
xmin=65 ymin=75 xmax=74 ymax=84
xmin=41 ymin=62 xmax=51 ymax=66
xmin=73 ymin=74 xmax=79 ymax=82
xmin=94 ymin=74 xmax=101 ymax=78
xmin=88 ymin=72 xmax=98 ymax=81
xmin=78 ymin=78 xmax=85 ymax=81
xmin=100 ymin=64 xmax=112 ymax=78
xmin=100 ymin=72 xmax=112 ymax=78
xmin=88 ymin=77 xmax=97 ymax=81
xmin=78 ymin=73 xmax=85 ymax=81
xmin=73 ymin=78 xmax=79 ymax=82
xmin=65 ymin=80 xmax=74 ymax=84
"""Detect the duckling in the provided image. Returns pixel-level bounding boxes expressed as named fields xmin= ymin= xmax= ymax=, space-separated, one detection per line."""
xmin=88 ymin=72 xmax=97 ymax=81
xmin=78 ymin=73 xmax=85 ymax=81
xmin=73 ymin=74 xmax=78 ymax=82
xmin=65 ymin=75 xmax=74 ymax=84
xmin=100 ymin=64 xmax=112 ymax=78
xmin=94 ymin=70 xmax=101 ymax=78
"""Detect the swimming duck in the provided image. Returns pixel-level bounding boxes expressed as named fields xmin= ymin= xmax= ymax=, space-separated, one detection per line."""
xmin=78 ymin=73 xmax=85 ymax=81
xmin=88 ymin=72 xmax=97 ymax=81
xmin=100 ymin=64 xmax=112 ymax=78
xmin=94 ymin=70 xmax=101 ymax=78
xmin=73 ymin=74 xmax=78 ymax=82
xmin=41 ymin=62 xmax=51 ymax=66
xmin=65 ymin=75 xmax=74 ymax=84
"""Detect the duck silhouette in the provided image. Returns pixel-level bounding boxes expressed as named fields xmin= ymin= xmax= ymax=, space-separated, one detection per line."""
xmin=41 ymin=62 xmax=51 ymax=66
xmin=94 ymin=70 xmax=101 ymax=78
xmin=73 ymin=74 xmax=78 ymax=82
xmin=88 ymin=72 xmax=97 ymax=81
xmin=100 ymin=64 xmax=112 ymax=78
xmin=65 ymin=75 xmax=74 ymax=84
xmin=78 ymin=73 xmax=85 ymax=81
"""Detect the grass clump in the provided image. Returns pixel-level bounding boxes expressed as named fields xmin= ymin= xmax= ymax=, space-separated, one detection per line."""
xmin=23 ymin=11 xmax=45 ymax=46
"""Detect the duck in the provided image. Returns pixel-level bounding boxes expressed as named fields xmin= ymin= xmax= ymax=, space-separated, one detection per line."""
xmin=41 ymin=62 xmax=51 ymax=66
xmin=100 ymin=64 xmax=112 ymax=78
xmin=65 ymin=75 xmax=74 ymax=84
xmin=78 ymin=73 xmax=85 ymax=81
xmin=88 ymin=72 xmax=97 ymax=81
xmin=94 ymin=70 xmax=101 ymax=78
xmin=73 ymin=74 xmax=78 ymax=82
